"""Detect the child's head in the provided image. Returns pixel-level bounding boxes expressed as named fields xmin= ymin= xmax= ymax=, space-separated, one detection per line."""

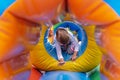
xmin=56 ymin=28 xmax=70 ymax=44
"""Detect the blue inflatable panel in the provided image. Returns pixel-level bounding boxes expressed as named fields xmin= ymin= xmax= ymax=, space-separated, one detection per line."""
xmin=41 ymin=71 xmax=90 ymax=80
xmin=0 ymin=0 xmax=15 ymax=15
xmin=44 ymin=21 xmax=88 ymax=61
xmin=104 ymin=0 xmax=120 ymax=16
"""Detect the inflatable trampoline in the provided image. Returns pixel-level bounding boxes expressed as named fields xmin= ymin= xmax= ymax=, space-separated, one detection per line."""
xmin=0 ymin=0 xmax=120 ymax=80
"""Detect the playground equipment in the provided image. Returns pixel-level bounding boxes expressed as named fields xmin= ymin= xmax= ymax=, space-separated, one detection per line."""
xmin=0 ymin=0 xmax=120 ymax=80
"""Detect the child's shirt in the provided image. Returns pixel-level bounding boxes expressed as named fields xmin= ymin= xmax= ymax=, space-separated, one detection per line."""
xmin=55 ymin=31 xmax=79 ymax=60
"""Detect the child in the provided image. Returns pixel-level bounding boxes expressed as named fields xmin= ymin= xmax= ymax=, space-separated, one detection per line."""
xmin=55 ymin=28 xmax=79 ymax=65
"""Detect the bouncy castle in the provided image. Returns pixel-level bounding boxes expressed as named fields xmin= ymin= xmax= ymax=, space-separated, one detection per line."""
xmin=0 ymin=0 xmax=120 ymax=80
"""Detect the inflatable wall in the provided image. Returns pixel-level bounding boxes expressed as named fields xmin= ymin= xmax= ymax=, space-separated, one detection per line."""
xmin=0 ymin=0 xmax=120 ymax=80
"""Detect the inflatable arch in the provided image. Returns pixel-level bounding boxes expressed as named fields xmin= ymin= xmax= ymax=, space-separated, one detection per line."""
xmin=0 ymin=0 xmax=120 ymax=80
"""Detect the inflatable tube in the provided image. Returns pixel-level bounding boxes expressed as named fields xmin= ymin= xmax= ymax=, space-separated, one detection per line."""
xmin=30 ymin=23 xmax=102 ymax=72
xmin=44 ymin=21 xmax=87 ymax=61
xmin=0 ymin=0 xmax=102 ymax=73
xmin=1 ymin=0 xmax=120 ymax=79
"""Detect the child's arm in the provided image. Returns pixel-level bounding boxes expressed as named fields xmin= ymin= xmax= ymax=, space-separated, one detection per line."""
xmin=55 ymin=40 xmax=65 ymax=65
xmin=71 ymin=36 xmax=79 ymax=61
xmin=55 ymin=41 xmax=63 ymax=60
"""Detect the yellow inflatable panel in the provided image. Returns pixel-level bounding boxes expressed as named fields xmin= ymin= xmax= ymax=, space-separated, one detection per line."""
xmin=30 ymin=25 xmax=102 ymax=72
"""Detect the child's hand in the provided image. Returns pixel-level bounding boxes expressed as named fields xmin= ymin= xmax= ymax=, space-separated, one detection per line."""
xmin=71 ymin=55 xmax=77 ymax=61
xmin=59 ymin=58 xmax=65 ymax=65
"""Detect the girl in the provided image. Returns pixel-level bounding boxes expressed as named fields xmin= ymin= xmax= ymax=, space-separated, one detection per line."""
xmin=55 ymin=28 xmax=79 ymax=65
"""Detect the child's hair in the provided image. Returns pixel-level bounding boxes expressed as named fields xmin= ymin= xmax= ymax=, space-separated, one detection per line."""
xmin=56 ymin=28 xmax=70 ymax=44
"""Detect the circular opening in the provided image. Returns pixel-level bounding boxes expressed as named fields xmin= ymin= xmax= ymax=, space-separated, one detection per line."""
xmin=44 ymin=21 xmax=88 ymax=61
